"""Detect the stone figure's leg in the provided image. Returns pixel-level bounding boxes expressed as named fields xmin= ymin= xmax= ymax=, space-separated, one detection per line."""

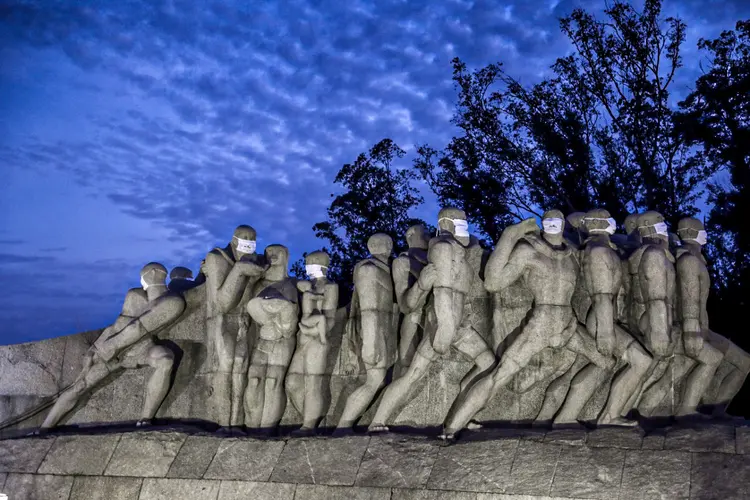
xmin=261 ymin=365 xmax=288 ymax=428
xmin=399 ymin=315 xmax=421 ymax=368
xmin=244 ymin=354 xmax=267 ymax=429
xmin=703 ymin=335 xmax=750 ymax=416
xmin=231 ymin=322 xmax=250 ymax=427
xmin=207 ymin=317 xmax=236 ymax=427
xmin=433 ymin=287 xmax=461 ymax=354
xmin=535 ymin=361 xmax=580 ymax=423
xmin=678 ymin=342 xmax=723 ymax=416
xmin=710 ymin=368 xmax=749 ymax=416
xmin=337 ymin=367 xmax=387 ymax=430
xmin=140 ymin=345 xmax=175 ymax=423
xmin=626 ymin=355 xmax=670 ymax=414
xmin=41 ymin=361 xmax=112 ymax=429
xmin=638 ymin=356 xmax=695 ymax=417
xmin=554 ymin=364 xmax=607 ymax=425
xmin=285 ymin=347 xmax=305 ymax=418
xmin=454 ymin=328 xmax=496 ymax=393
xmin=598 ymin=340 xmax=651 ymax=425
xmin=302 ymin=341 xmax=329 ymax=429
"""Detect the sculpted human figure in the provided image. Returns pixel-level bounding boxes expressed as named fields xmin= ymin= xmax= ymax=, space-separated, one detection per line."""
xmin=369 ymin=208 xmax=495 ymax=433
xmin=564 ymin=211 xmax=586 ymax=248
xmin=168 ymin=266 xmax=202 ymax=293
xmin=637 ymin=218 xmax=724 ymax=417
xmin=550 ymin=210 xmax=651 ymax=426
xmin=336 ymin=234 xmax=398 ymax=433
xmin=203 ymin=225 xmax=267 ymax=427
xmin=286 ymin=251 xmax=339 ymax=435
xmin=391 ymin=224 xmax=431 ymax=369
xmin=441 ymin=210 xmax=614 ymax=439
xmin=244 ymin=245 xmax=299 ymax=430
xmin=40 ymin=263 xmax=184 ymax=430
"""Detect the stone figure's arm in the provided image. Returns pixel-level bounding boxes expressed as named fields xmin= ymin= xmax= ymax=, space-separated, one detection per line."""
xmin=485 ymin=243 xmax=533 ymax=293
xmin=676 ymin=254 xmax=703 ymax=334
xmin=120 ymin=289 xmax=148 ymax=317
xmin=353 ymin=263 xmax=387 ymax=366
xmin=323 ymin=283 xmax=339 ymax=334
xmin=392 ymin=256 xmax=412 ymax=314
xmin=246 ymin=296 xmax=271 ymax=325
xmin=586 ymin=247 xmax=621 ymax=356
xmin=206 ymin=252 xmax=264 ymax=314
xmin=639 ymin=248 xmax=671 ymax=356
xmin=404 ymin=263 xmax=435 ymax=311
xmin=485 ymin=218 xmax=538 ymax=291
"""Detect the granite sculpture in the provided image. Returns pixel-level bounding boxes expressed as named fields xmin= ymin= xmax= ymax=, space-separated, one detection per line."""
xmin=2 ymin=205 xmax=747 ymax=440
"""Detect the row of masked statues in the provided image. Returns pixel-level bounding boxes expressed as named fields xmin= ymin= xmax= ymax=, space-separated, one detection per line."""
xmin=37 ymin=207 xmax=749 ymax=439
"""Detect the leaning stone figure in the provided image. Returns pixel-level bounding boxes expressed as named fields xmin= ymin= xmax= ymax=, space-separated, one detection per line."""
xmin=392 ymin=224 xmax=431 ymax=369
xmin=336 ymin=234 xmax=398 ymax=433
xmin=441 ymin=210 xmax=614 ymax=439
xmin=244 ymin=245 xmax=299 ymax=430
xmin=285 ymin=251 xmax=339 ymax=434
xmin=40 ymin=263 xmax=184 ymax=430
xmin=203 ymin=225 xmax=267 ymax=427
xmin=551 ymin=210 xmax=651 ymax=426
xmin=369 ymin=208 xmax=495 ymax=433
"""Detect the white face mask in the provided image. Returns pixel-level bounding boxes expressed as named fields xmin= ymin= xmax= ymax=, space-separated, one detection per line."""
xmin=542 ymin=218 xmax=563 ymax=234
xmin=585 ymin=217 xmax=617 ymax=235
xmin=234 ymin=237 xmax=256 ymax=254
xmin=653 ymin=222 xmax=668 ymax=236
xmin=690 ymin=230 xmax=708 ymax=246
xmin=305 ymin=264 xmax=326 ymax=279
xmin=438 ymin=217 xmax=469 ymax=237
xmin=140 ymin=276 xmax=149 ymax=290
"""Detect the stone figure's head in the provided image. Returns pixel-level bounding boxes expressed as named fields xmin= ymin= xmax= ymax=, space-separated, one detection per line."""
xmin=169 ymin=266 xmax=193 ymax=281
xmin=140 ymin=262 xmax=168 ymax=290
xmin=231 ymin=225 xmax=257 ymax=258
xmin=566 ymin=212 xmax=585 ymax=231
xmin=541 ymin=209 xmax=565 ymax=242
xmin=406 ymin=224 xmax=429 ymax=250
xmin=305 ymin=250 xmax=330 ymax=279
xmin=264 ymin=244 xmax=289 ymax=268
xmin=582 ymin=208 xmax=617 ymax=236
xmin=636 ymin=211 xmax=668 ymax=242
xmin=624 ymin=213 xmax=639 ymax=235
xmin=564 ymin=211 xmax=586 ymax=243
xmin=677 ymin=217 xmax=707 ymax=247
xmin=437 ymin=207 xmax=469 ymax=239
xmin=367 ymin=233 xmax=393 ymax=260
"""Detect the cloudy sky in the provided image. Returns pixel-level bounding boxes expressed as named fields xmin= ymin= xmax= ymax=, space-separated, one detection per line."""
xmin=0 ymin=0 xmax=747 ymax=343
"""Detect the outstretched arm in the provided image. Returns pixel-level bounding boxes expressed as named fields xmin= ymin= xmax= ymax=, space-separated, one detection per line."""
xmin=485 ymin=242 xmax=533 ymax=293
xmin=206 ymin=252 xmax=265 ymax=314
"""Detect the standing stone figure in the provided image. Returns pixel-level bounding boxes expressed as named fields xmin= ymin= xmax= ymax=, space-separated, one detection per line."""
xmin=336 ymin=234 xmax=398 ymax=433
xmin=551 ymin=210 xmax=651 ymax=426
xmin=286 ymin=251 xmax=339 ymax=434
xmin=203 ymin=225 xmax=266 ymax=427
xmin=369 ymin=208 xmax=495 ymax=433
xmin=244 ymin=245 xmax=299 ymax=429
xmin=441 ymin=211 xmax=614 ymax=439
xmin=637 ymin=217 xmax=724 ymax=417
xmin=392 ymin=224 xmax=431 ymax=369
xmin=40 ymin=263 xmax=183 ymax=430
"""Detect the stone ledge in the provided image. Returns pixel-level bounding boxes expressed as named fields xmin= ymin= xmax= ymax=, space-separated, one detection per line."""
xmin=1 ymin=423 xmax=749 ymax=500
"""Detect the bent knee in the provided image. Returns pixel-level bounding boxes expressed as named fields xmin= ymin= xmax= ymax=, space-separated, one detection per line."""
xmin=148 ymin=346 xmax=174 ymax=368
xmin=475 ymin=351 xmax=496 ymax=370
xmin=628 ymin=343 xmax=652 ymax=370
xmin=701 ymin=343 xmax=724 ymax=367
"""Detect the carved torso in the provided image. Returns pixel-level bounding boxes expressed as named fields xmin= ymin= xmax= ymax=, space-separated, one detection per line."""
xmin=521 ymin=235 xmax=579 ymax=306
xmin=427 ymin=232 xmax=473 ymax=294
xmin=675 ymin=247 xmax=710 ymax=331
xmin=353 ymin=257 xmax=394 ymax=311
xmin=627 ymin=242 xmax=676 ymax=334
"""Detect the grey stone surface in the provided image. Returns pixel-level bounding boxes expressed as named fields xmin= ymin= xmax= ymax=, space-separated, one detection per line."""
xmin=641 ymin=431 xmax=666 ymax=450
xmin=506 ymin=440 xmax=560 ymax=496
xmin=0 ymin=437 xmax=54 ymax=472
xmin=736 ymin=426 xmax=749 ymax=454
xmin=544 ymin=428 xmax=587 ymax=446
xmin=217 ymin=480 xmax=296 ymax=500
xmin=38 ymin=433 xmax=121 ymax=475
xmin=139 ymin=478 xmax=221 ymax=500
xmin=167 ymin=435 xmax=220 ymax=479
xmin=270 ymin=436 xmax=369 ymax=485
xmin=0 ymin=337 xmax=66 ymax=396
xmin=664 ymin=424 xmax=736 ymax=453
xmin=619 ymin=450 xmax=691 ymax=500
xmin=69 ymin=476 xmax=143 ymax=500
xmin=586 ymin=426 xmax=643 ymax=449
xmin=204 ymin=438 xmax=284 ymax=481
xmin=427 ymin=438 xmax=518 ymax=493
xmin=392 ymin=490 xmax=478 ymax=500
xmin=550 ymin=446 xmax=625 ymax=500
xmin=690 ymin=452 xmax=750 ymax=500
xmin=3 ymin=472 xmax=74 ymax=500
xmin=105 ymin=432 xmax=186 ymax=477
xmin=0 ymin=472 xmax=6 ymax=489
xmin=294 ymin=484 xmax=391 ymax=500
xmin=356 ymin=435 xmax=441 ymax=488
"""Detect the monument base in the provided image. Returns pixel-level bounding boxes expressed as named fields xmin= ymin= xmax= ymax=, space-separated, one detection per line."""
xmin=2 ymin=421 xmax=749 ymax=499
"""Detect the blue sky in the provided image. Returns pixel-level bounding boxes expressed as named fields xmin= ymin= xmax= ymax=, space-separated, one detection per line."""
xmin=1 ymin=0 xmax=748 ymax=344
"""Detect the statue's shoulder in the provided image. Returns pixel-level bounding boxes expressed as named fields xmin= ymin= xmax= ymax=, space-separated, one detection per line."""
xmin=122 ymin=288 xmax=148 ymax=316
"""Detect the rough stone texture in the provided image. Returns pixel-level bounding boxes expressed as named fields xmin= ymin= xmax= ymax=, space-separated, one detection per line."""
xmin=38 ymin=434 xmax=121 ymax=475
xmin=550 ymin=446 xmax=625 ymax=500
xmin=139 ymin=478 xmax=221 ymax=500
xmin=690 ymin=453 xmax=750 ymax=500
xmin=69 ymin=476 xmax=143 ymax=500
xmin=167 ymin=435 xmax=220 ymax=479
xmin=620 ymin=450 xmax=691 ymax=500
xmin=0 ymin=472 xmax=6 ymax=489
xmin=0 ymin=337 xmax=67 ymax=396
xmin=0 ymin=437 xmax=54 ymax=472
xmin=294 ymin=484 xmax=391 ymax=500
xmin=356 ymin=435 xmax=441 ymax=489
xmin=3 ymin=473 xmax=74 ymax=500
xmin=105 ymin=432 xmax=186 ymax=477
xmin=735 ymin=426 xmax=749 ymax=454
xmin=544 ymin=428 xmax=587 ymax=446
xmin=586 ymin=427 xmax=644 ymax=449
xmin=270 ymin=436 xmax=369 ymax=485
xmin=664 ymin=424 xmax=736 ymax=453
xmin=641 ymin=431 xmax=666 ymax=450
xmin=506 ymin=440 xmax=561 ymax=497
xmin=217 ymin=480 xmax=296 ymax=500
xmin=427 ymin=438 xmax=518 ymax=493
xmin=392 ymin=490 xmax=477 ymax=500
xmin=203 ymin=438 xmax=284 ymax=481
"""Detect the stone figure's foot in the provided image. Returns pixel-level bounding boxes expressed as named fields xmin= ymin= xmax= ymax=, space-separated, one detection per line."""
xmin=291 ymin=427 xmax=317 ymax=438
xmin=332 ymin=427 xmax=355 ymax=438
xmin=597 ymin=416 xmax=639 ymax=427
xmin=367 ymin=423 xmax=389 ymax=434
xmin=467 ymin=420 xmax=483 ymax=430
xmin=135 ymin=419 xmax=153 ymax=428
xmin=438 ymin=430 xmax=457 ymax=442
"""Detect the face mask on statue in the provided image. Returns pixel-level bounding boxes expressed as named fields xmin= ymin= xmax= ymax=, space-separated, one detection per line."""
xmin=305 ymin=264 xmax=327 ymax=279
xmin=585 ymin=217 xmax=617 ymax=235
xmin=542 ymin=218 xmax=563 ymax=234
xmin=140 ymin=276 xmax=149 ymax=290
xmin=653 ymin=222 xmax=668 ymax=237
xmin=234 ymin=237 xmax=256 ymax=254
xmin=694 ymin=230 xmax=707 ymax=246
xmin=438 ymin=217 xmax=470 ymax=237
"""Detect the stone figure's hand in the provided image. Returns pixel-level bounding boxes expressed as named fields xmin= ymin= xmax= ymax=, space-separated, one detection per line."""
xmin=343 ymin=360 xmax=359 ymax=376
xmin=297 ymin=281 xmax=312 ymax=293
xmin=236 ymin=259 xmax=265 ymax=276
xmin=684 ymin=329 xmax=704 ymax=358
xmin=418 ymin=263 xmax=437 ymax=291
xmin=199 ymin=259 xmax=207 ymax=276
xmin=596 ymin=332 xmax=615 ymax=358
xmin=502 ymin=218 xmax=539 ymax=241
